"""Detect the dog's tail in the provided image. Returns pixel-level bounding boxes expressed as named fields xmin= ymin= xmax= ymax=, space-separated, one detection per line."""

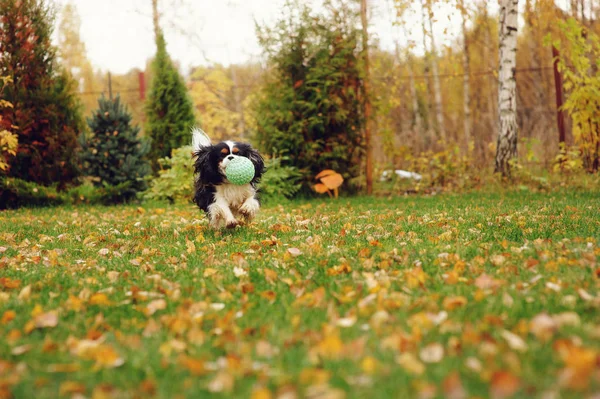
xmin=191 ymin=127 xmax=211 ymax=152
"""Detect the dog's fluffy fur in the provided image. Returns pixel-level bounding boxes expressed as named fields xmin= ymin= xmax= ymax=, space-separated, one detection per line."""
xmin=192 ymin=129 xmax=265 ymax=229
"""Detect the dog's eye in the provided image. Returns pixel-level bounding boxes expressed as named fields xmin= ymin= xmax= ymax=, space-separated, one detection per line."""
xmin=232 ymin=147 xmax=239 ymax=154
xmin=220 ymin=148 xmax=229 ymax=155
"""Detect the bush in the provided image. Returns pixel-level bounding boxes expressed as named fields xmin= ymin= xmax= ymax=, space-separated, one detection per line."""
xmin=259 ymin=157 xmax=302 ymax=203
xmin=252 ymin=0 xmax=365 ymax=191
xmin=0 ymin=177 xmax=135 ymax=209
xmin=145 ymin=146 xmax=302 ymax=204
xmin=406 ymin=146 xmax=479 ymax=192
xmin=0 ymin=178 xmax=64 ymax=209
xmin=144 ymin=146 xmax=194 ymax=203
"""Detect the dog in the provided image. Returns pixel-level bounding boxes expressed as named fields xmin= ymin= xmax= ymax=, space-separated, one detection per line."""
xmin=191 ymin=128 xmax=265 ymax=229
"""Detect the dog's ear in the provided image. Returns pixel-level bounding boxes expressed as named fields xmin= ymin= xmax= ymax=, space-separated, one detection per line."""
xmin=248 ymin=148 xmax=265 ymax=183
xmin=193 ymin=146 xmax=222 ymax=185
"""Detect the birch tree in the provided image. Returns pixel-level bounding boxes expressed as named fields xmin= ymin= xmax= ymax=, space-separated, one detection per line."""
xmin=458 ymin=0 xmax=471 ymax=146
xmin=423 ymin=0 xmax=446 ymax=143
xmin=495 ymin=0 xmax=519 ymax=176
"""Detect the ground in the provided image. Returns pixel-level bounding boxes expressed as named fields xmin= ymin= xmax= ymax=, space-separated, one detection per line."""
xmin=1 ymin=191 xmax=599 ymax=399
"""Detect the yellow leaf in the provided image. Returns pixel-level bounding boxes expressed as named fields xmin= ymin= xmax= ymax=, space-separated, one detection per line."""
xmin=443 ymin=296 xmax=467 ymax=311
xmin=59 ymin=381 xmax=86 ymax=396
xmin=397 ymin=353 xmax=425 ymax=375
xmin=251 ymin=388 xmax=272 ymax=399
xmin=89 ymin=293 xmax=111 ymax=306
xmin=361 ymin=356 xmax=378 ymax=374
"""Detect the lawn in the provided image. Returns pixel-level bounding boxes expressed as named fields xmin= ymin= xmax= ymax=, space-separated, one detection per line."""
xmin=1 ymin=191 xmax=599 ymax=398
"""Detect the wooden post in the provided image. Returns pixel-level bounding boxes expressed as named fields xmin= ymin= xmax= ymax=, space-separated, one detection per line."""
xmin=108 ymin=72 xmax=113 ymax=100
xmin=361 ymin=0 xmax=373 ymax=195
xmin=552 ymin=46 xmax=566 ymax=145
xmin=139 ymin=71 xmax=146 ymax=101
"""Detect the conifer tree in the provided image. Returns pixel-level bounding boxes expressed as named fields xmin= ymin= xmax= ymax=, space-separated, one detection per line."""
xmin=79 ymin=95 xmax=150 ymax=201
xmin=145 ymin=33 xmax=196 ymax=168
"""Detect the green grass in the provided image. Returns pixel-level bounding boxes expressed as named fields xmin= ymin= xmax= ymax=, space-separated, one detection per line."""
xmin=1 ymin=190 xmax=599 ymax=398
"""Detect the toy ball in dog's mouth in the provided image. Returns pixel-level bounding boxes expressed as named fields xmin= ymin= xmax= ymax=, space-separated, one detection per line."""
xmin=225 ymin=155 xmax=255 ymax=185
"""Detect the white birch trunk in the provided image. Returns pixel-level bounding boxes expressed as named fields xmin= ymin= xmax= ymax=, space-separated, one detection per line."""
xmin=495 ymin=0 xmax=519 ymax=176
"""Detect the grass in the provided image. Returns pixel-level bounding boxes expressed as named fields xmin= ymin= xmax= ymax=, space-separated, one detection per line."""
xmin=1 ymin=190 xmax=599 ymax=398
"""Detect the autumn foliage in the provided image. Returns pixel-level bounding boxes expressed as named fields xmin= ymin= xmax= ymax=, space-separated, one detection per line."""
xmin=0 ymin=0 xmax=83 ymax=187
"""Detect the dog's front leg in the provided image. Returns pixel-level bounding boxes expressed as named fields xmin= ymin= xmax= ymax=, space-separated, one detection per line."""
xmin=208 ymin=199 xmax=238 ymax=229
xmin=239 ymin=197 xmax=260 ymax=221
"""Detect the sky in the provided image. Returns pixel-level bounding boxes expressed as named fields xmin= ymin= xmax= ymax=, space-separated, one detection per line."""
xmin=49 ymin=0 xmax=568 ymax=76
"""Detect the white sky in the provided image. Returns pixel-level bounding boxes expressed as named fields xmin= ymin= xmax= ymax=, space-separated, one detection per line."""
xmin=49 ymin=0 xmax=570 ymax=76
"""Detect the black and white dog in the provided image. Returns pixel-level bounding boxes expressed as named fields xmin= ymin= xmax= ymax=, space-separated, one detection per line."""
xmin=191 ymin=128 xmax=265 ymax=229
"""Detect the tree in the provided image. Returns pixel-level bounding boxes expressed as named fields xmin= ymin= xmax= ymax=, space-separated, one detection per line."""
xmin=79 ymin=95 xmax=151 ymax=200
xmin=57 ymin=2 xmax=99 ymax=118
xmin=423 ymin=0 xmax=446 ymax=143
xmin=0 ymin=76 xmax=17 ymax=172
xmin=553 ymin=18 xmax=600 ymax=172
xmin=253 ymin=1 xmax=365 ymax=191
xmin=145 ymin=31 xmax=196 ymax=168
xmin=0 ymin=0 xmax=83 ymax=187
xmin=360 ymin=0 xmax=373 ymax=194
xmin=458 ymin=0 xmax=471 ymax=146
xmin=495 ymin=0 xmax=519 ymax=176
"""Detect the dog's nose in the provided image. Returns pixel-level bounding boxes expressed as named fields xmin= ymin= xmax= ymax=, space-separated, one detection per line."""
xmin=227 ymin=156 xmax=234 ymax=160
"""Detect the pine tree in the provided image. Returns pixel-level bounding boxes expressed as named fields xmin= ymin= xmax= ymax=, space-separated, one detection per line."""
xmin=0 ymin=0 xmax=83 ymax=187
xmin=145 ymin=32 xmax=196 ymax=168
xmin=79 ymin=95 xmax=151 ymax=201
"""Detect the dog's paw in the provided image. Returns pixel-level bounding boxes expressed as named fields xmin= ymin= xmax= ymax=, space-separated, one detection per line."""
xmin=226 ymin=220 xmax=239 ymax=229
xmin=239 ymin=199 xmax=260 ymax=219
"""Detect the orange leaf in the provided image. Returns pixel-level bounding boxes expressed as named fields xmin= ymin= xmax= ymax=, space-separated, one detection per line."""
xmin=442 ymin=372 xmax=466 ymax=399
xmin=490 ymin=371 xmax=520 ymax=399
xmin=1 ymin=310 xmax=16 ymax=324
xmin=0 ymin=277 xmax=20 ymax=289
xmin=179 ymin=355 xmax=206 ymax=376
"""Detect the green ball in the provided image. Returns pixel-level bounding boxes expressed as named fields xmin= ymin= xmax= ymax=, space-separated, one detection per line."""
xmin=225 ymin=156 xmax=255 ymax=185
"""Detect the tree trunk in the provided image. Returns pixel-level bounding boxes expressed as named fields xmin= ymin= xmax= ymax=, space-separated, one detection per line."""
xmin=425 ymin=0 xmax=446 ymax=143
xmin=361 ymin=0 xmax=373 ymax=195
xmin=398 ymin=33 xmax=422 ymax=149
xmin=420 ymin=1 xmax=434 ymax=147
xmin=495 ymin=0 xmax=519 ymax=176
xmin=459 ymin=0 xmax=471 ymax=147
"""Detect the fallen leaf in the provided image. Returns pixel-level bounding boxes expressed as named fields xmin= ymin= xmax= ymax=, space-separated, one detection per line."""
xmin=501 ymin=330 xmax=528 ymax=352
xmin=490 ymin=371 xmax=520 ymax=399
xmin=287 ymin=247 xmax=302 ymax=257
xmin=146 ymin=299 xmax=167 ymax=316
xmin=443 ymin=296 xmax=467 ymax=311
xmin=420 ymin=343 xmax=444 ymax=363
xmin=34 ymin=311 xmax=58 ymax=329
xmin=442 ymin=372 xmax=466 ymax=399
xmin=207 ymin=371 xmax=234 ymax=393
xmin=397 ymin=353 xmax=425 ymax=375
xmin=529 ymin=313 xmax=557 ymax=341
xmin=11 ymin=344 xmax=31 ymax=355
